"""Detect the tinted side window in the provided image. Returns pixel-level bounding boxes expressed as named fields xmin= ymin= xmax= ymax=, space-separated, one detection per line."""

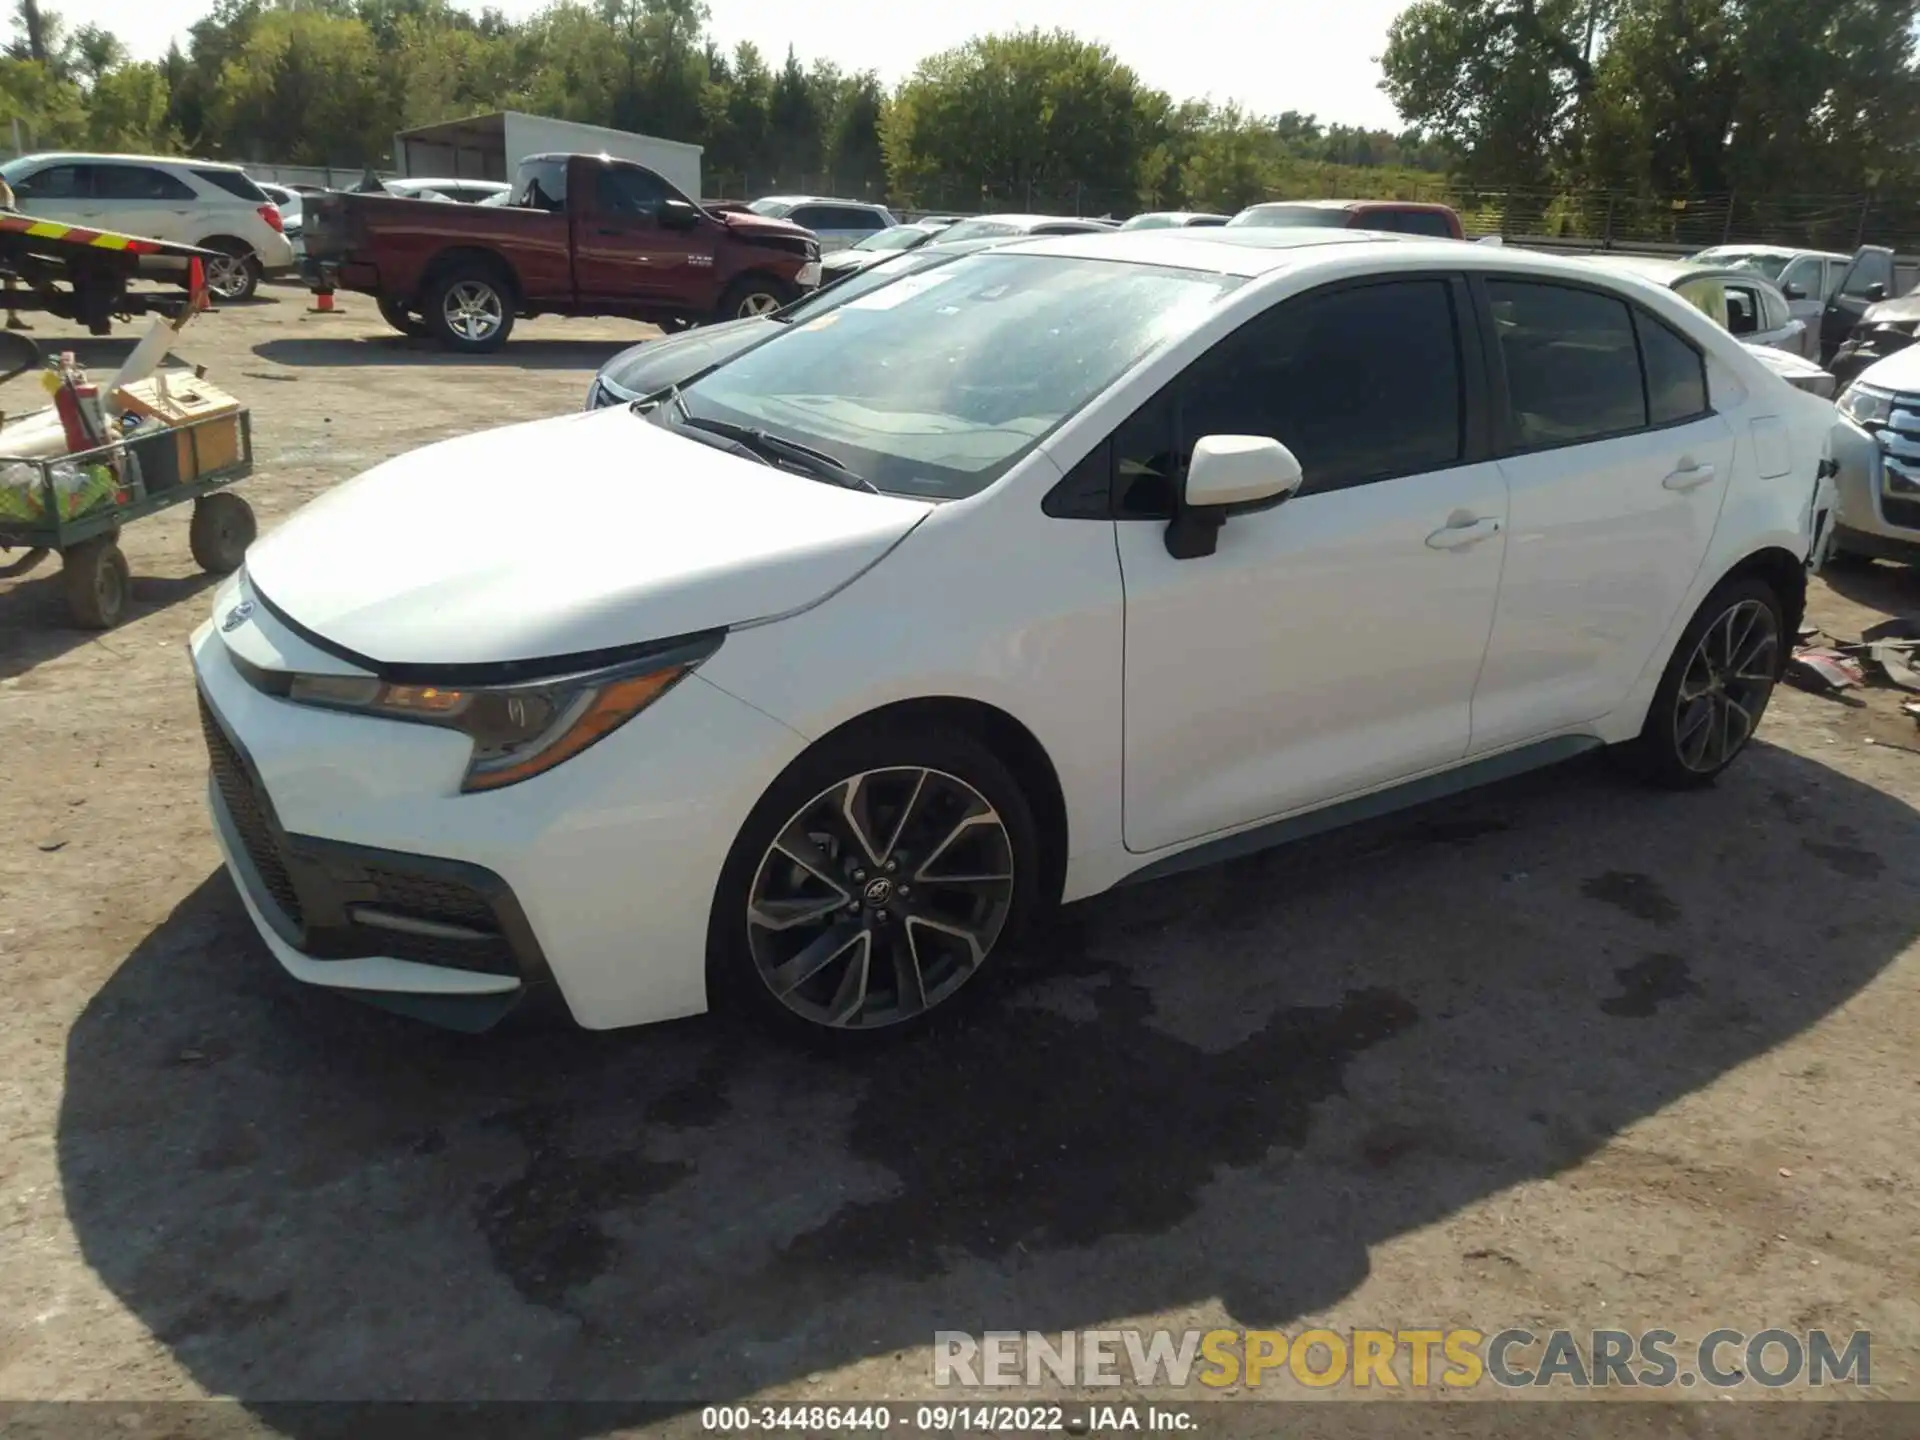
xmin=1778 ymin=256 xmax=1821 ymax=298
xmin=1722 ymin=283 xmax=1759 ymax=336
xmin=1114 ymin=279 xmax=1464 ymax=515
xmin=96 ymin=164 xmax=196 ymax=201
xmin=1487 ymin=281 xmax=1646 ymax=448
xmin=1634 ymin=310 xmax=1708 ymax=425
xmin=514 ymin=159 xmax=568 ymax=213
xmin=1843 ymin=251 xmax=1895 ymax=297
xmin=833 ymin=206 xmax=886 ymax=230
xmin=14 ymin=164 xmax=88 ymax=200
xmin=786 ymin=205 xmax=831 ymax=229
xmin=189 ymin=167 xmax=268 ymax=202
xmin=595 ymin=165 xmax=671 ymax=217
xmin=1373 ymin=209 xmax=1453 ymax=237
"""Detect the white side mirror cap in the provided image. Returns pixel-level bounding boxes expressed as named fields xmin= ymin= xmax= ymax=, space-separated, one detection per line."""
xmin=1476 ymin=234 xmax=1505 ymax=246
xmin=1185 ymin=434 xmax=1303 ymax=509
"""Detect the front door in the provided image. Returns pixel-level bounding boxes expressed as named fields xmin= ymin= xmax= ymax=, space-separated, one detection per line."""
xmin=1116 ymin=276 xmax=1509 ymax=853
xmin=1821 ymin=246 xmax=1897 ymax=363
xmin=572 ymin=160 xmax=717 ymax=311
xmin=1469 ymin=278 xmax=1734 ymax=751
xmin=8 ymin=161 xmax=99 ymax=230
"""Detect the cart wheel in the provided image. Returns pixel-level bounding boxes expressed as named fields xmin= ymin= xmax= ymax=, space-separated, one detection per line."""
xmin=190 ymin=493 xmax=257 ymax=574
xmin=63 ymin=539 xmax=130 ymax=630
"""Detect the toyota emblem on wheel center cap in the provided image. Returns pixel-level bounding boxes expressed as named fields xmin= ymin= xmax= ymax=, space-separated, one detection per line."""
xmin=862 ymin=877 xmax=894 ymax=906
xmin=221 ymin=601 xmax=254 ymax=633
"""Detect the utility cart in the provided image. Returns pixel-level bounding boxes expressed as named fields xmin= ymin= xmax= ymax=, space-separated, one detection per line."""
xmin=0 ymin=332 xmax=255 ymax=629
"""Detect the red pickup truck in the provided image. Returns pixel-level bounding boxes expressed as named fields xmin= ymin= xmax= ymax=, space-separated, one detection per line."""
xmin=300 ymin=153 xmax=822 ymax=352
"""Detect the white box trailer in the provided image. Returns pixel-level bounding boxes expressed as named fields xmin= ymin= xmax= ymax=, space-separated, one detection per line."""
xmin=392 ymin=111 xmax=703 ymax=199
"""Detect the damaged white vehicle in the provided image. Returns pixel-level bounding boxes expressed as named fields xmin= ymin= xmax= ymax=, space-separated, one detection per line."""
xmin=190 ymin=231 xmax=1839 ymax=1037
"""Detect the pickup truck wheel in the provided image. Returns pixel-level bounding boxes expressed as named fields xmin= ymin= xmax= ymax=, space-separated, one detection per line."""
xmin=427 ymin=269 xmax=515 ymax=353
xmin=377 ymin=296 xmax=430 ymax=338
xmin=719 ymin=276 xmax=795 ymax=321
xmin=202 ymin=243 xmax=261 ymax=303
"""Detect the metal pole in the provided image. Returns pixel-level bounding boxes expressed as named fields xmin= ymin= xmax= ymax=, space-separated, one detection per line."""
xmin=1722 ymin=192 xmax=1735 ymax=245
xmin=1602 ymin=193 xmax=1614 ymax=249
xmin=1856 ymin=194 xmax=1871 ymax=248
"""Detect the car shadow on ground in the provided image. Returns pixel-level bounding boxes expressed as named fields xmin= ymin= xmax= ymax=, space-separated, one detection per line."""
xmin=0 ymin=568 xmax=218 ymax=681
xmin=57 ymin=742 xmax=1917 ymax=1425
xmin=1819 ymin=556 xmax=1920 ymax=619
xmin=251 ymin=336 xmax=638 ymax=371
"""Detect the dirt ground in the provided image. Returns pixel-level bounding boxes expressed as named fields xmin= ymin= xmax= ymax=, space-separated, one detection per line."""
xmin=2 ymin=286 xmax=1919 ymax=1433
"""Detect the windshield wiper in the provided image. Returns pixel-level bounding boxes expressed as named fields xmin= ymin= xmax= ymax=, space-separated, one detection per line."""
xmin=675 ymin=409 xmax=880 ymax=492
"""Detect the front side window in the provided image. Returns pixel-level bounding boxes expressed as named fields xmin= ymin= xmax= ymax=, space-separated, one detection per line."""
xmin=1371 ymin=209 xmax=1454 ymax=237
xmin=1842 ymin=251 xmax=1895 ymax=298
xmin=10 ymin=163 xmax=87 ymax=200
xmin=676 ymin=253 xmax=1242 ymax=499
xmin=595 ymin=165 xmax=671 ymax=218
xmin=1777 ymin=256 xmax=1821 ymax=297
xmin=1112 ymin=279 xmax=1464 ymax=515
xmin=1487 ymin=280 xmax=1646 ymax=448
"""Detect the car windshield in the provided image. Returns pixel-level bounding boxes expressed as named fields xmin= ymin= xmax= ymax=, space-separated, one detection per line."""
xmin=780 ymin=248 xmax=959 ymax=320
xmin=1228 ymin=205 xmax=1349 ymax=228
xmin=1695 ymin=250 xmax=1789 ymax=282
xmin=853 ymin=227 xmax=929 ymax=253
xmin=936 ymin=218 xmax=1023 ymax=242
xmin=749 ymin=199 xmax=795 ymax=218
xmin=674 ymin=253 xmax=1242 ymax=500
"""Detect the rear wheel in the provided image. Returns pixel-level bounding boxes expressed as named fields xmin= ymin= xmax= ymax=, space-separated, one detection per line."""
xmin=710 ymin=724 xmax=1040 ymax=1042
xmin=201 ymin=242 xmax=261 ymax=302
xmin=1624 ymin=576 xmax=1784 ymax=788
xmin=377 ymin=296 xmax=429 ymax=338
xmin=62 ymin=538 xmax=129 ymax=629
xmin=426 ymin=267 xmax=516 ymax=353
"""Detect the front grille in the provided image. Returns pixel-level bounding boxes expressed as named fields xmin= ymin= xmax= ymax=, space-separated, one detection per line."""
xmin=198 ymin=696 xmax=304 ymax=927
xmin=1884 ymin=495 xmax=1920 ymax=529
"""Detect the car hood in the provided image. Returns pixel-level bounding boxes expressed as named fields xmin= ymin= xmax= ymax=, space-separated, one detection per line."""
xmin=599 ymin=317 xmax=776 ymax=398
xmin=821 ymin=249 xmax=884 ymax=273
xmin=1861 ymin=294 xmax=1920 ymax=328
xmin=1854 ymin=344 xmax=1920 ymax=394
xmin=243 ymin=408 xmax=933 ymax=668
xmin=717 ymin=210 xmax=812 ymax=245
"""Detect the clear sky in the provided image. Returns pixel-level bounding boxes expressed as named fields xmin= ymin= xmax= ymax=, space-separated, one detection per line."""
xmin=53 ymin=0 xmax=1408 ymax=131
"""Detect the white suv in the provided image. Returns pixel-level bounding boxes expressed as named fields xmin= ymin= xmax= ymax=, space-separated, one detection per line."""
xmin=0 ymin=153 xmax=296 ymax=301
xmin=190 ymin=231 xmax=1837 ymax=1038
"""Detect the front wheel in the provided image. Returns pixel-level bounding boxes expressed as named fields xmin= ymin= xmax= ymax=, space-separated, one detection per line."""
xmin=709 ymin=725 xmax=1041 ymax=1041
xmin=1623 ymin=576 xmax=1784 ymax=788
xmin=716 ymin=275 xmax=795 ymax=322
xmin=426 ymin=268 xmax=516 ymax=353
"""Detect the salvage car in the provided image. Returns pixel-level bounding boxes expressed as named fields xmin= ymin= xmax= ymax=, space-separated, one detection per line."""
xmin=586 ymin=237 xmax=1017 ymax=409
xmin=299 ymin=153 xmax=820 ymax=351
xmin=1827 ymin=285 xmax=1920 ymax=390
xmin=814 ymin=220 xmax=956 ymax=287
xmin=192 ymin=230 xmax=1836 ymax=1037
xmin=1577 ymin=256 xmax=1814 ymax=359
xmin=935 ymin=213 xmax=1117 ymax=241
xmin=1830 ymin=358 xmax=1920 ymax=565
xmin=1228 ymin=199 xmax=1465 ymax=239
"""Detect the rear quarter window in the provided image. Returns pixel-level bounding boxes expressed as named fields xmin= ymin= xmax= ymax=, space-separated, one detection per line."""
xmin=191 ymin=167 xmax=270 ymax=203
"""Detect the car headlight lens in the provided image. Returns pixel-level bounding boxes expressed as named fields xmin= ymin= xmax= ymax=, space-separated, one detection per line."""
xmin=285 ymin=641 xmax=716 ymax=792
xmin=1838 ymin=383 xmax=1894 ymax=428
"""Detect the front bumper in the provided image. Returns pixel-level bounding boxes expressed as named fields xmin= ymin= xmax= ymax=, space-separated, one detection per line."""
xmin=1831 ymin=413 xmax=1920 ymax=560
xmin=189 ymin=592 xmax=808 ymax=1030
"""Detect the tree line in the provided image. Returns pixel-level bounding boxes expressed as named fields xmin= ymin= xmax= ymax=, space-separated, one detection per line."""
xmin=0 ymin=0 xmax=1915 ymax=226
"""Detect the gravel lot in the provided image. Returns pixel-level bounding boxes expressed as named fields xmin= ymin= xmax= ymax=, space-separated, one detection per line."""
xmin=2 ymin=287 xmax=1918 ymax=1430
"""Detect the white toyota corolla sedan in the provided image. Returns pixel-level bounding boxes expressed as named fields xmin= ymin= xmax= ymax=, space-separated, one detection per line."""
xmin=190 ymin=229 xmax=1838 ymax=1037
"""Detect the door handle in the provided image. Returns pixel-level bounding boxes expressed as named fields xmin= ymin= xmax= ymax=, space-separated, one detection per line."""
xmin=1425 ymin=516 xmax=1500 ymax=550
xmin=1662 ymin=462 xmax=1717 ymax=491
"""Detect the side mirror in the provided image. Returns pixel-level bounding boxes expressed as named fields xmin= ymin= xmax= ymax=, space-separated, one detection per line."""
xmin=1164 ymin=435 xmax=1303 ymax=559
xmin=1782 ymin=283 xmax=1806 ymax=300
xmin=1866 ymin=282 xmax=1888 ymax=303
xmin=661 ymin=198 xmax=702 ymax=231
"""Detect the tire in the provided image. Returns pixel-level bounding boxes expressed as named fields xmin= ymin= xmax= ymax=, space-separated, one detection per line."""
xmin=708 ymin=722 xmax=1043 ymax=1042
xmin=201 ymin=242 xmax=261 ymax=302
xmin=425 ymin=266 xmax=516 ymax=353
xmin=189 ymin=492 xmax=256 ymax=574
xmin=1622 ymin=576 xmax=1785 ymax=789
xmin=377 ymin=296 xmax=429 ymax=338
xmin=63 ymin=538 xmax=129 ymax=629
xmin=716 ymin=275 xmax=795 ymax=323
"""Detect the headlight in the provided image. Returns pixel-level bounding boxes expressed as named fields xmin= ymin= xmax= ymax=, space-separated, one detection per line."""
xmin=284 ymin=637 xmax=718 ymax=792
xmin=1838 ymin=383 xmax=1894 ymax=428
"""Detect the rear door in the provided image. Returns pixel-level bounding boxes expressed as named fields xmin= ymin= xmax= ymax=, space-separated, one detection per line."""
xmin=571 ymin=159 xmax=718 ymax=309
xmin=1469 ymin=278 xmax=1735 ymax=751
xmin=1821 ymin=246 xmax=1897 ymax=362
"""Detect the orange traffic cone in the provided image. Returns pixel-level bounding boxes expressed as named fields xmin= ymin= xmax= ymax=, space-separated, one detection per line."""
xmin=188 ymin=257 xmax=212 ymax=313
xmin=308 ymin=288 xmax=337 ymax=314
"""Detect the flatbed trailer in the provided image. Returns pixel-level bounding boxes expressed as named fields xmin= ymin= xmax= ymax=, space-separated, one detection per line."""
xmin=0 ymin=212 xmax=215 ymax=334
